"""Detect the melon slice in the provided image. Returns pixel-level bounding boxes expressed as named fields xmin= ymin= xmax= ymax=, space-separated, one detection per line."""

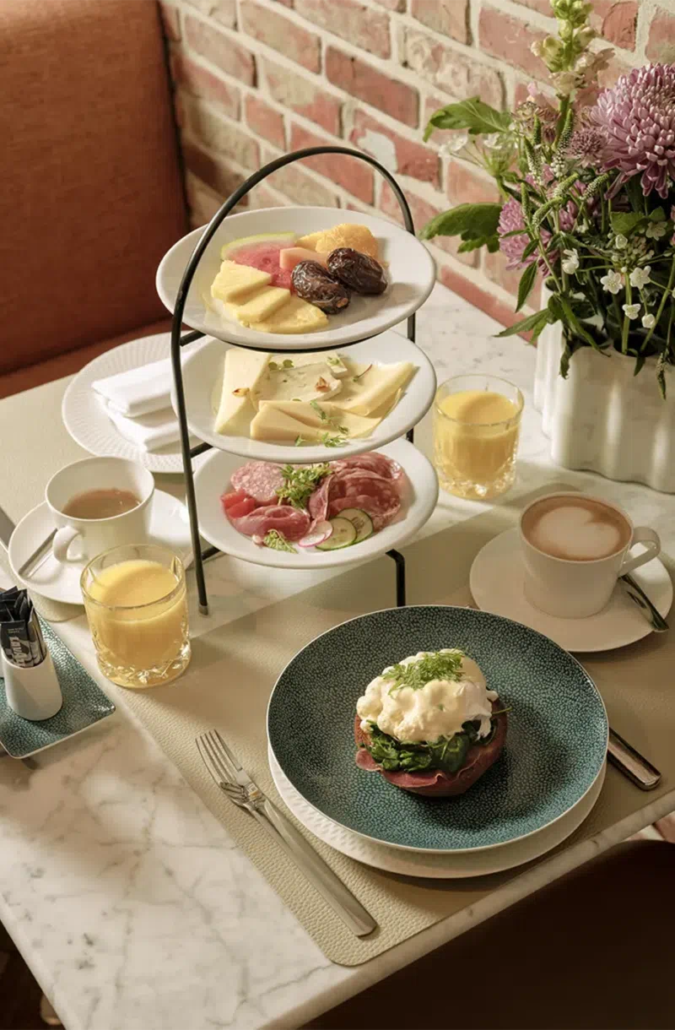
xmin=279 ymin=247 xmax=329 ymax=271
xmin=222 ymin=234 xmax=297 ymax=289
xmin=220 ymin=232 xmax=296 ymax=259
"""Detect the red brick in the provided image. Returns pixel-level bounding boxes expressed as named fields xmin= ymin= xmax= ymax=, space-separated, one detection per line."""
xmin=289 ymin=123 xmax=375 ymax=203
xmin=373 ymin=0 xmax=405 ymax=8
xmin=646 ymin=8 xmax=675 ymax=61
xmin=439 ymin=265 xmax=533 ymax=336
xmin=411 ymin=0 xmax=470 ymax=45
xmin=326 ymin=46 xmax=419 ymax=127
xmin=350 ymin=110 xmax=438 ymax=185
xmin=483 ymin=248 xmax=526 ymax=299
xmin=600 ymin=2 xmax=638 ymax=48
xmin=184 ymin=15 xmax=256 ymax=85
xmin=245 ymin=95 xmax=286 ymax=148
xmin=403 ymin=29 xmax=504 ymax=108
xmin=171 ymin=52 xmax=240 ymax=118
xmin=185 ymin=172 xmax=225 ymax=224
xmin=479 ymin=6 xmax=548 ymax=78
xmin=182 ymin=142 xmax=248 ymax=200
xmin=249 ymin=183 xmax=294 ymax=208
xmin=295 ymin=0 xmax=391 ymax=58
xmin=240 ymin=0 xmax=321 ymax=73
xmin=184 ymin=0 xmax=236 ymax=28
xmin=261 ymin=57 xmax=341 ymax=134
xmin=597 ymin=53 xmax=632 ymax=90
xmin=183 ymin=98 xmax=260 ymax=168
xmin=446 ymin=161 xmax=499 ymax=206
xmin=159 ymin=2 xmax=181 ymax=41
xmin=380 ymin=182 xmax=477 ymax=267
xmin=261 ymin=148 xmax=341 ymax=206
xmin=511 ymin=0 xmax=552 ymax=14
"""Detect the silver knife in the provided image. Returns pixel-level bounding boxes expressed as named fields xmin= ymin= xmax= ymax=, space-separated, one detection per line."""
xmin=608 ymin=728 xmax=661 ymax=790
xmin=620 ymin=574 xmax=669 ymax=632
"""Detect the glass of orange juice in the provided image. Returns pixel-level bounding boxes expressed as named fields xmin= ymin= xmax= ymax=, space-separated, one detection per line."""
xmin=433 ymin=374 xmax=524 ymax=500
xmin=81 ymin=544 xmax=191 ymax=688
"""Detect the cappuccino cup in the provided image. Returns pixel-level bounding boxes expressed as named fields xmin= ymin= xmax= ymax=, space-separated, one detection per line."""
xmin=520 ymin=492 xmax=661 ymax=618
xmin=46 ymin=457 xmax=154 ymax=565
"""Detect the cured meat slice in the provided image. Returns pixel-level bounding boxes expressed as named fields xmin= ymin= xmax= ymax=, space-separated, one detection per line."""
xmin=354 ymin=705 xmax=508 ymax=798
xmin=230 ymin=461 xmax=284 ymax=505
xmin=226 ymin=496 xmax=257 ymax=519
xmin=327 ymin=471 xmax=401 ymax=529
xmin=307 ymin=473 xmax=333 ymax=523
xmin=221 ymin=490 xmax=247 ymax=511
xmin=329 ymin=453 xmax=403 ymax=481
xmin=227 ymin=503 xmax=310 ymax=541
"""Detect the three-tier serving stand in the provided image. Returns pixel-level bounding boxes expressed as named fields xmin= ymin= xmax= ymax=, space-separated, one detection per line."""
xmin=166 ymin=147 xmax=434 ymax=615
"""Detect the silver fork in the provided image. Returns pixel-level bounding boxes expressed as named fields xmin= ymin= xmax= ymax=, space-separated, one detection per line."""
xmin=196 ymin=729 xmax=376 ymax=938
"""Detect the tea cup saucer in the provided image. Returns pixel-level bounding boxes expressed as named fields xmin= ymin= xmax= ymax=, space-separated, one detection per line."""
xmin=8 ymin=491 xmax=193 ymax=606
xmin=469 ymin=528 xmax=673 ymax=653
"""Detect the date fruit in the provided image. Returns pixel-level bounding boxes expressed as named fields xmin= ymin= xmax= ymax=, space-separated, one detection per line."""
xmin=291 ymin=261 xmax=350 ymax=315
xmin=327 ymin=248 xmax=387 ymax=295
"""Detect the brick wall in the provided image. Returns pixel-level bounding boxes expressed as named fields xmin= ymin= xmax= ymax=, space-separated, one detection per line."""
xmin=159 ymin=0 xmax=675 ymax=329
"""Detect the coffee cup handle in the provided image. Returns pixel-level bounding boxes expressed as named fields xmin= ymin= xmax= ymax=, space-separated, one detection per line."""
xmin=620 ymin=527 xmax=661 ymax=576
xmin=53 ymin=526 xmax=82 ymax=563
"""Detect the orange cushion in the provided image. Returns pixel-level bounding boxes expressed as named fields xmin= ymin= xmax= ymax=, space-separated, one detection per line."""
xmin=0 ymin=0 xmax=187 ymax=376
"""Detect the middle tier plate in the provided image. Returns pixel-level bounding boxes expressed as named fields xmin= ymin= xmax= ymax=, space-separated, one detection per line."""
xmin=176 ymin=331 xmax=436 ymax=463
xmin=193 ymin=438 xmax=438 ymax=570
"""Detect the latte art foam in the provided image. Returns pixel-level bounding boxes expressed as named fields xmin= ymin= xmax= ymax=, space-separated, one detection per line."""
xmin=522 ymin=496 xmax=631 ymax=561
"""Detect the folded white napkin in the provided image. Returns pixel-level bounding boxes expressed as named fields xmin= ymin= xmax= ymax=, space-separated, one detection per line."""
xmin=92 ymin=358 xmax=175 ymax=417
xmin=105 ymin=403 xmax=181 ymax=453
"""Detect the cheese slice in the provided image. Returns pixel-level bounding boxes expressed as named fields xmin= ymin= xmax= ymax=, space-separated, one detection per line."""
xmin=211 ymin=260 xmax=272 ymax=303
xmin=369 ymin=387 xmax=402 ymax=421
xmin=250 ymin=406 xmax=326 ymax=443
xmin=249 ymin=295 xmax=328 ymax=335
xmin=214 ymin=348 xmax=270 ymax=435
xmin=258 ymin=400 xmax=381 ymax=439
xmin=253 ymin=362 xmax=342 ymax=407
xmin=233 ymin=286 xmax=291 ymax=325
xmin=328 ymin=361 xmax=414 ymax=417
xmin=292 ymin=351 xmax=348 ymax=377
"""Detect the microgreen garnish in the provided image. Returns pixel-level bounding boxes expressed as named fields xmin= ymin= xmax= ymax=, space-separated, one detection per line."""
xmin=310 ymin=400 xmax=328 ymax=421
xmin=320 ymin=432 xmax=347 ymax=448
xmin=327 ymin=356 xmax=341 ymax=366
xmin=384 ymin=651 xmax=465 ymax=693
xmin=352 ymin=363 xmax=373 ymax=383
xmin=263 ymin=530 xmax=296 ymax=553
xmin=294 ymin=435 xmax=305 ymax=447
xmin=268 ymin=359 xmax=294 ymax=371
xmin=276 ymin=463 xmax=331 ymax=509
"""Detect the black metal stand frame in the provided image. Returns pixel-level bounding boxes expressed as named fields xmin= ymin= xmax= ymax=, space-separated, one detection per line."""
xmin=169 ymin=147 xmax=418 ymax=615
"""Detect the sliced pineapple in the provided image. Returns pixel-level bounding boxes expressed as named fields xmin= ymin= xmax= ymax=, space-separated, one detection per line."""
xmin=210 ymin=260 xmax=271 ymax=303
xmin=249 ymin=295 xmax=329 ymax=335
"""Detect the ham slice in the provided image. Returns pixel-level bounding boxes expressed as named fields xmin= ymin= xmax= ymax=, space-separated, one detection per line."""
xmin=230 ymin=461 xmax=284 ymax=505
xmin=354 ymin=704 xmax=508 ymax=798
xmin=227 ymin=503 xmax=310 ymax=541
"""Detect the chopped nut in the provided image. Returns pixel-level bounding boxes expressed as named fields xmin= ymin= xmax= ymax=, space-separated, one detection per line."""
xmin=232 ymin=387 xmax=249 ymax=397
xmin=315 ymin=377 xmax=331 ymax=392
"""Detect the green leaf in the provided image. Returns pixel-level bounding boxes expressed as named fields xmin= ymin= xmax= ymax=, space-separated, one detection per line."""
xmin=423 ymin=96 xmax=511 ymax=141
xmin=547 ymin=293 xmax=565 ymax=321
xmin=522 ymin=238 xmax=539 ymax=260
xmin=559 ymin=296 xmax=598 ymax=348
xmin=420 ymin=203 xmax=502 ymax=241
xmin=610 ymin=211 xmax=645 ymax=235
xmin=516 ymin=262 xmax=538 ymax=312
xmin=649 ymin=207 xmax=666 ymax=223
xmin=456 ymin=234 xmax=499 ymax=253
xmin=496 ymin=309 xmax=551 ymax=337
xmin=633 ymin=353 xmax=647 ymax=377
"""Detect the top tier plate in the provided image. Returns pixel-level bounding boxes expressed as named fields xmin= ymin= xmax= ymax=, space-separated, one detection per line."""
xmin=156 ymin=206 xmax=436 ymax=352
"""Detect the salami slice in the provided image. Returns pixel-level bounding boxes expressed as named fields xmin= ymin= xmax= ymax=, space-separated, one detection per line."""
xmin=307 ymin=473 xmax=333 ymax=523
xmin=327 ymin=471 xmax=401 ymax=529
xmin=227 ymin=504 xmax=310 ymax=541
xmin=230 ymin=461 xmax=284 ymax=505
xmin=329 ymin=453 xmax=403 ymax=481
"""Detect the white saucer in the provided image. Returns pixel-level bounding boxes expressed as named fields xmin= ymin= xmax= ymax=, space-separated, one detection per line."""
xmin=470 ymin=528 xmax=673 ymax=653
xmin=269 ymin=748 xmax=606 ymax=879
xmin=8 ymin=491 xmax=193 ymax=605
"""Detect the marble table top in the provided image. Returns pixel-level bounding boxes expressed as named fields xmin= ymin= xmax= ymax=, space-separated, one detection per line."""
xmin=1 ymin=282 xmax=674 ymax=1030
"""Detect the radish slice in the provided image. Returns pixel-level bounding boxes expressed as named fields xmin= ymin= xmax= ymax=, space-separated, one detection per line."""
xmin=298 ymin=521 xmax=333 ymax=548
xmin=252 ymin=534 xmax=265 ymax=547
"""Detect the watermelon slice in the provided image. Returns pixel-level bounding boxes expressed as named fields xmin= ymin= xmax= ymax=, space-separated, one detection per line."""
xmin=221 ymin=233 xmax=298 ymax=290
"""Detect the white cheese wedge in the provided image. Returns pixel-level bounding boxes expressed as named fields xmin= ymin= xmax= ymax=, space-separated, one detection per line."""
xmin=214 ymin=348 xmax=270 ymax=435
xmin=291 ymin=351 xmax=349 ymax=377
xmin=258 ymin=400 xmax=381 ymax=439
xmin=249 ymin=406 xmax=326 ymax=443
xmin=329 ymin=361 xmax=414 ymax=417
xmin=253 ymin=362 xmax=343 ymax=407
xmin=211 ymin=260 xmax=272 ymax=303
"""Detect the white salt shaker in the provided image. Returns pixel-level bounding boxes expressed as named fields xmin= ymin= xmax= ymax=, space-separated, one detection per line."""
xmin=2 ymin=650 xmax=63 ymax=721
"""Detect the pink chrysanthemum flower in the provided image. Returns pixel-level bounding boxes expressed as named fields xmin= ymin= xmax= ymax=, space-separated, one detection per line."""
xmin=592 ymin=64 xmax=675 ymax=198
xmin=498 ymin=199 xmax=551 ymax=270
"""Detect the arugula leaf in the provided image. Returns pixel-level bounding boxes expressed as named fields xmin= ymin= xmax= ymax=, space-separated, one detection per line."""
xmin=276 ymin=463 xmax=330 ymax=508
xmin=383 ymin=651 xmax=465 ymax=692
xmin=424 ymin=97 xmax=511 ymax=141
xmin=263 ymin=530 xmax=296 ymax=553
xmin=516 ymin=262 xmax=538 ymax=312
xmin=420 ymin=203 xmax=502 ymax=243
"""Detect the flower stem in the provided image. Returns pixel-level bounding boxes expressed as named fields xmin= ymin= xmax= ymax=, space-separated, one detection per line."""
xmin=621 ymin=281 xmax=632 ymax=354
xmin=642 ymin=253 xmax=675 ymax=351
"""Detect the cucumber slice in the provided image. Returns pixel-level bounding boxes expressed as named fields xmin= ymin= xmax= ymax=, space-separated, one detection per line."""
xmin=315 ymin=517 xmax=357 ymax=551
xmin=338 ymin=508 xmax=374 ymax=543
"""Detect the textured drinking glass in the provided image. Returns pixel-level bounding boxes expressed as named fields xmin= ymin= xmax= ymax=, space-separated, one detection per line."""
xmin=81 ymin=544 xmax=191 ymax=689
xmin=433 ymin=374 xmax=524 ymax=499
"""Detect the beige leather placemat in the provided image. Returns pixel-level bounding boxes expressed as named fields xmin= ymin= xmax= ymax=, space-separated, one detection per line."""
xmin=104 ymin=486 xmax=675 ymax=966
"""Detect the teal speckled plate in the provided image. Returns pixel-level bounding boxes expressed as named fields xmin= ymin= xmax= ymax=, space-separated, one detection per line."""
xmin=0 ymin=621 xmax=115 ymax=759
xmin=267 ymin=606 xmax=608 ymax=853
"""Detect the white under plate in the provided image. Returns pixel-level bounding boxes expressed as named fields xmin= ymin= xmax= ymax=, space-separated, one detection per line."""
xmin=156 ymin=206 xmax=436 ymax=351
xmin=193 ymin=439 xmax=438 ymax=570
xmin=177 ymin=331 xmax=436 ymax=463
xmin=62 ymin=333 xmax=194 ymax=474
xmin=269 ymin=749 xmax=606 ymax=879
xmin=8 ymin=491 xmax=193 ymax=606
xmin=470 ymin=528 xmax=673 ymax=653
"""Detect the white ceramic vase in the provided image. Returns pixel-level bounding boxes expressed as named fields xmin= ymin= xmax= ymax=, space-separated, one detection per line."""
xmin=534 ymin=320 xmax=675 ymax=493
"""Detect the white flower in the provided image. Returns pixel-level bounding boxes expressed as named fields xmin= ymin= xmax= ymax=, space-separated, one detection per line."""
xmin=614 ymin=234 xmax=628 ymax=250
xmin=642 ymin=313 xmax=656 ymax=329
xmin=645 ymin=222 xmax=668 ymax=239
xmin=562 ymin=248 xmax=580 ymax=274
xmin=622 ymin=303 xmax=641 ymax=320
xmin=601 ymin=270 xmax=624 ymax=294
xmin=440 ymin=131 xmax=470 ymax=156
xmin=629 ymin=266 xmax=652 ymax=288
